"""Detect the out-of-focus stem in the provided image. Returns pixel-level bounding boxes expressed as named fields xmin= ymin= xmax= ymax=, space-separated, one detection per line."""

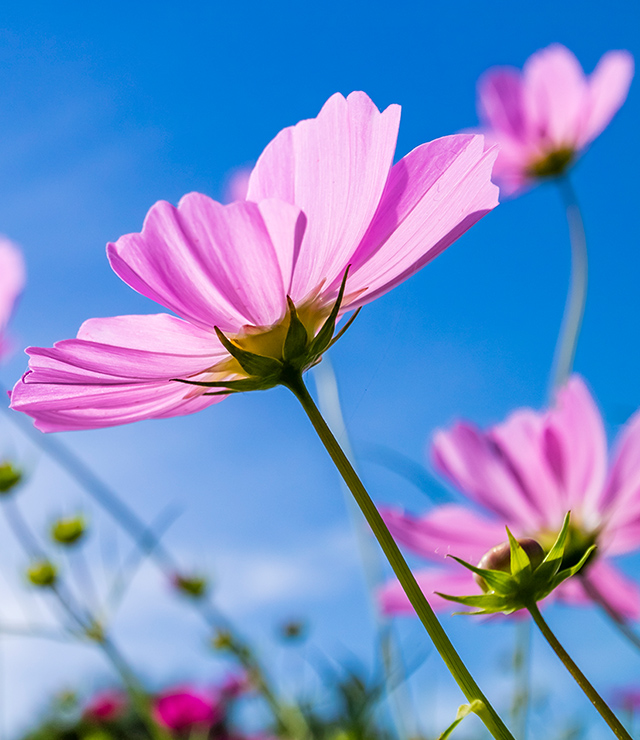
xmin=286 ymin=371 xmax=514 ymax=740
xmin=511 ymin=620 xmax=531 ymax=740
xmin=528 ymin=602 xmax=630 ymax=739
xmin=1 ymin=496 xmax=169 ymax=740
xmin=550 ymin=176 xmax=588 ymax=396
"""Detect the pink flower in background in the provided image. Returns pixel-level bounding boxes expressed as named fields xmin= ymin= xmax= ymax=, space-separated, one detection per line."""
xmin=83 ymin=689 xmax=127 ymax=722
xmin=476 ymin=44 xmax=634 ymax=194
xmin=381 ymin=376 xmax=640 ymax=620
xmin=612 ymin=687 xmax=640 ymax=713
xmin=11 ymin=91 xmax=499 ymax=432
xmin=223 ymin=166 xmax=252 ymax=203
xmin=154 ymin=688 xmax=222 ymax=733
xmin=0 ymin=237 xmax=26 ymax=362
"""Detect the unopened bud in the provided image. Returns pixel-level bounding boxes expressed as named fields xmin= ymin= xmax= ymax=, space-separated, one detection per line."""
xmin=27 ymin=560 xmax=57 ymax=587
xmin=212 ymin=629 xmax=233 ymax=651
xmin=51 ymin=515 xmax=86 ymax=546
xmin=172 ymin=572 xmax=208 ymax=598
xmin=279 ymin=619 xmax=307 ymax=641
xmin=0 ymin=462 xmax=22 ymax=494
xmin=474 ymin=538 xmax=544 ymax=592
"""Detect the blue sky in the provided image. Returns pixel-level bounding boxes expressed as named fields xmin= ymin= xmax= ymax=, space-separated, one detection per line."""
xmin=0 ymin=1 xmax=638 ymax=737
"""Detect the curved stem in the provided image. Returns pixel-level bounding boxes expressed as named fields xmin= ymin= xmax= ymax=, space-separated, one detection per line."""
xmin=550 ymin=176 xmax=588 ymax=396
xmin=580 ymin=573 xmax=640 ymax=653
xmin=527 ymin=602 xmax=630 ymax=739
xmin=284 ymin=372 xmax=514 ymax=740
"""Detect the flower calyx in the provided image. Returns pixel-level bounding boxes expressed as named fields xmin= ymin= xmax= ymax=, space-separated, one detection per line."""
xmin=172 ymin=572 xmax=209 ymax=599
xmin=437 ymin=512 xmax=596 ymax=615
xmin=173 ymin=267 xmax=360 ymax=397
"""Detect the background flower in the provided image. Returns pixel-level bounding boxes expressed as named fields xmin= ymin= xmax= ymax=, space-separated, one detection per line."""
xmin=0 ymin=237 xmax=26 ymax=362
xmin=380 ymin=376 xmax=640 ymax=620
xmin=477 ymin=44 xmax=634 ymax=194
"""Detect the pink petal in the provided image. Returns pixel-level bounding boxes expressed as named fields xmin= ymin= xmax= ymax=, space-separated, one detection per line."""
xmin=108 ymin=197 xmax=304 ymax=332
xmin=559 ymin=560 xmax=640 ymax=621
xmin=378 ymin=567 xmax=477 ymax=615
xmin=488 ymin=408 xmax=566 ymax=529
xmin=431 ymin=421 xmax=546 ymax=528
xmin=599 ymin=409 xmax=640 ymax=554
xmin=544 ymin=376 xmax=607 ymax=525
xmin=0 ymin=237 xmax=26 ymax=359
xmin=522 ymin=44 xmax=587 ymax=148
xmin=477 ymin=67 xmax=527 ymax=141
xmin=578 ymin=50 xmax=634 ymax=148
xmin=10 ymin=314 xmax=230 ymax=431
xmin=247 ymin=91 xmax=401 ymax=302
xmin=381 ymin=504 xmax=506 ymax=565
xmin=344 ymin=135 xmax=499 ymax=306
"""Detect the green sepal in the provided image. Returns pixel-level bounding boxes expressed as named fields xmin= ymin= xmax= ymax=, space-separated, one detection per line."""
xmin=214 ymin=326 xmax=283 ymax=377
xmin=437 ymin=701 xmax=485 ymax=740
xmin=435 ymin=591 xmax=512 ymax=612
xmin=326 ymin=307 xmax=362 ymax=351
xmin=534 ymin=512 xmax=571 ymax=583
xmin=447 ymin=555 xmax=513 ymax=591
xmin=506 ymin=527 xmax=532 ymax=579
xmin=283 ymin=296 xmax=309 ymax=362
xmin=548 ymin=545 xmax=597 ymax=592
xmin=172 ymin=377 xmax=275 ymax=392
xmin=308 ymin=266 xmax=350 ymax=358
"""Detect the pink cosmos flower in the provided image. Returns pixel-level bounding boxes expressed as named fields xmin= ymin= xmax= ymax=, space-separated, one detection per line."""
xmin=154 ymin=687 xmax=222 ymax=733
xmin=477 ymin=44 xmax=634 ymax=195
xmin=10 ymin=91 xmax=498 ymax=432
xmin=83 ymin=688 xmax=128 ymax=722
xmin=380 ymin=376 xmax=640 ymax=620
xmin=0 ymin=237 xmax=26 ymax=362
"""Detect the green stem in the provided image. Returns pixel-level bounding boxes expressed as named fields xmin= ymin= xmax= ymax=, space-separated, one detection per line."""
xmin=527 ymin=602 xmax=630 ymax=739
xmin=550 ymin=176 xmax=588 ymax=396
xmin=284 ymin=372 xmax=514 ymax=740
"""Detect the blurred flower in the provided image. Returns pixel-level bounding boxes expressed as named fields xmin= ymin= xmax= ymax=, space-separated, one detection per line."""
xmin=612 ymin=687 xmax=640 ymax=713
xmin=0 ymin=462 xmax=22 ymax=494
xmin=223 ymin=166 xmax=252 ymax=203
xmin=380 ymin=376 xmax=640 ymax=620
xmin=476 ymin=44 xmax=634 ymax=194
xmin=83 ymin=689 xmax=127 ymax=722
xmin=219 ymin=671 xmax=252 ymax=700
xmin=26 ymin=560 xmax=57 ymax=587
xmin=0 ymin=236 xmax=26 ymax=362
xmin=172 ymin=571 xmax=209 ymax=598
xmin=51 ymin=514 xmax=87 ymax=545
xmin=11 ymin=91 xmax=498 ymax=431
xmin=154 ymin=688 xmax=222 ymax=734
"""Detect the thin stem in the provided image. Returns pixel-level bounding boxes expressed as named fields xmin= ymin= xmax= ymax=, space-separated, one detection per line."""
xmin=527 ymin=602 xmax=630 ymax=739
xmin=0 ymin=497 xmax=169 ymax=740
xmin=284 ymin=372 xmax=514 ymax=740
xmin=313 ymin=359 xmax=413 ymax=740
xmin=580 ymin=573 xmax=640 ymax=653
xmin=550 ymin=176 xmax=588 ymax=396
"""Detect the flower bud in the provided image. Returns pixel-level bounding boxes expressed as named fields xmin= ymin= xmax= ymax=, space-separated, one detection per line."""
xmin=212 ymin=629 xmax=233 ymax=651
xmin=0 ymin=462 xmax=22 ymax=494
xmin=279 ymin=619 xmax=307 ymax=641
xmin=27 ymin=560 xmax=57 ymax=587
xmin=51 ymin=515 xmax=86 ymax=546
xmin=172 ymin=572 xmax=208 ymax=598
xmin=474 ymin=538 xmax=544 ymax=592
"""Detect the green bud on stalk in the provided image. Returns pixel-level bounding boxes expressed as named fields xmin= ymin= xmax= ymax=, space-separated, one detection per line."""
xmin=27 ymin=560 xmax=57 ymax=588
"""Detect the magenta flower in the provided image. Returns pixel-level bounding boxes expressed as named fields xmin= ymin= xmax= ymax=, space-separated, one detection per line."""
xmin=0 ymin=237 xmax=26 ymax=362
xmin=380 ymin=376 xmax=640 ymax=620
xmin=154 ymin=688 xmax=222 ymax=733
xmin=477 ymin=44 xmax=634 ymax=195
xmin=11 ymin=91 xmax=498 ymax=432
xmin=83 ymin=689 xmax=128 ymax=722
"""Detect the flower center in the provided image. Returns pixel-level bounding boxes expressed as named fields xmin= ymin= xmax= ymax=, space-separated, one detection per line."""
xmin=526 ymin=147 xmax=575 ymax=179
